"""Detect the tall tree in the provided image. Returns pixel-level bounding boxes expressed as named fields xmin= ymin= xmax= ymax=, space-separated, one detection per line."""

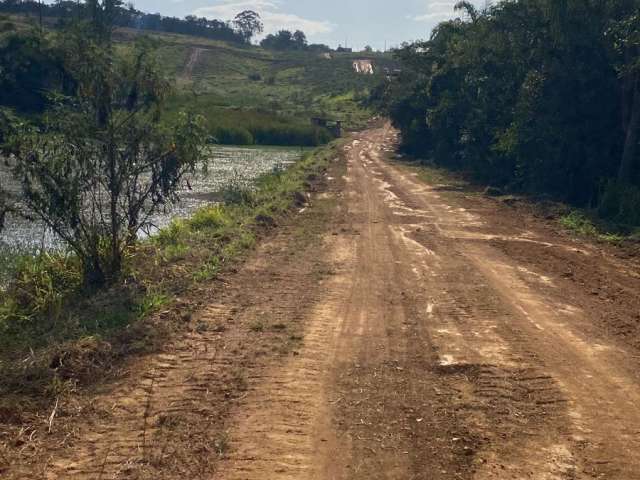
xmin=233 ymin=10 xmax=263 ymax=44
xmin=609 ymin=10 xmax=640 ymax=183
xmin=293 ymin=30 xmax=307 ymax=49
xmin=375 ymin=0 xmax=640 ymax=220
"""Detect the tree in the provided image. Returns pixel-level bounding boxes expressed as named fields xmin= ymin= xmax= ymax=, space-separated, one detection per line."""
xmin=364 ymin=45 xmax=373 ymax=53
xmin=292 ymin=29 xmax=307 ymax=49
xmin=609 ymin=11 xmax=640 ymax=183
xmin=233 ymin=10 xmax=263 ymax=44
xmin=454 ymin=1 xmax=478 ymax=22
xmin=261 ymin=29 xmax=310 ymax=51
xmin=375 ymin=0 xmax=640 ymax=217
xmin=1 ymin=1 xmax=207 ymax=285
xmin=0 ymin=31 xmax=72 ymax=113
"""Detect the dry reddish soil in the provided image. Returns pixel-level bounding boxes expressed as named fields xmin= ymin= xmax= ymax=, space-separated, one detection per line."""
xmin=4 ymin=125 xmax=640 ymax=479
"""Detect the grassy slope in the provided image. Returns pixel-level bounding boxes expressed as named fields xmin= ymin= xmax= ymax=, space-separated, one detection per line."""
xmin=128 ymin=28 xmax=396 ymax=133
xmin=2 ymin=16 xmax=395 ymax=139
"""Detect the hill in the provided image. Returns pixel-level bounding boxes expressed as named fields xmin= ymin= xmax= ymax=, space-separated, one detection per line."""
xmin=0 ymin=13 xmax=396 ymax=146
xmin=138 ymin=28 xmax=396 ymax=144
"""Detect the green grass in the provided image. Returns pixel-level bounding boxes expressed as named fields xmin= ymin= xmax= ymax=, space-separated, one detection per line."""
xmin=559 ymin=211 xmax=632 ymax=243
xmin=150 ymin=32 xmax=395 ymax=138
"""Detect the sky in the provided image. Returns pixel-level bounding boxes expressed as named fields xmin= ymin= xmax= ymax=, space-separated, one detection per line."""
xmin=127 ymin=0 xmax=488 ymax=51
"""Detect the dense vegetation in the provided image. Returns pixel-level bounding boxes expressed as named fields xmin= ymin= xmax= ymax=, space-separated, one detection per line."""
xmin=373 ymin=0 xmax=640 ymax=226
xmin=0 ymin=0 xmax=248 ymax=43
xmin=1 ymin=0 xmax=208 ymax=285
xmin=260 ymin=29 xmax=331 ymax=52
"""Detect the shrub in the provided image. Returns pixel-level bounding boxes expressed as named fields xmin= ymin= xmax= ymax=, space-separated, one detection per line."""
xmin=1 ymin=25 xmax=207 ymax=286
xmin=213 ymin=126 xmax=254 ymax=145
xmin=155 ymin=219 xmax=187 ymax=246
xmin=221 ymin=173 xmax=256 ymax=205
xmin=189 ymin=205 xmax=230 ymax=231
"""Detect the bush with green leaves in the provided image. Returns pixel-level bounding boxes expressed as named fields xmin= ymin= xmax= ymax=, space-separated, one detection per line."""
xmin=1 ymin=5 xmax=207 ymax=286
xmin=374 ymin=0 xmax=640 ymax=221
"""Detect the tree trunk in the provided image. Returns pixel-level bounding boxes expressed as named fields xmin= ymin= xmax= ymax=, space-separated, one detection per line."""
xmin=619 ymin=78 xmax=640 ymax=184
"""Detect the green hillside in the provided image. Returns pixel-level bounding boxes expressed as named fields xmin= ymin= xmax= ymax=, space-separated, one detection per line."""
xmin=116 ymin=27 xmax=396 ymax=144
xmin=1 ymin=14 xmax=395 ymax=145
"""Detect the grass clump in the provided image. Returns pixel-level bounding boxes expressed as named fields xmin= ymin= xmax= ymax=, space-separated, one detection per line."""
xmin=559 ymin=211 xmax=599 ymax=237
xmin=189 ymin=205 xmax=231 ymax=231
xmin=0 ymin=252 xmax=82 ymax=330
xmin=559 ymin=211 xmax=626 ymax=243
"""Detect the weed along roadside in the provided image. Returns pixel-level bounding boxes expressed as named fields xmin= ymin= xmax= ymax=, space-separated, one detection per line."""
xmin=0 ymin=141 xmax=340 ymax=433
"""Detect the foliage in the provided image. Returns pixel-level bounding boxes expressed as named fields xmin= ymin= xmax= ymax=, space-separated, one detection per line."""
xmin=0 ymin=30 xmax=74 ymax=113
xmin=1 ymin=4 xmax=207 ymax=285
xmin=374 ymin=0 xmax=640 ymax=225
xmin=233 ymin=10 xmax=263 ymax=44
xmin=261 ymin=30 xmax=308 ymax=51
xmin=0 ymin=0 xmax=246 ymax=44
xmin=0 ymin=252 xmax=81 ymax=327
xmin=191 ymin=107 xmax=334 ymax=147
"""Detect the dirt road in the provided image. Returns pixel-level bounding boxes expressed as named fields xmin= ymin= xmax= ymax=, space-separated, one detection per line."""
xmin=215 ymin=124 xmax=640 ymax=479
xmin=10 ymin=125 xmax=640 ymax=479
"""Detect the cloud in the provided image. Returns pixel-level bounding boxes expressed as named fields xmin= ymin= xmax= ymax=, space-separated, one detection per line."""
xmin=409 ymin=0 xmax=472 ymax=22
xmin=193 ymin=0 xmax=335 ymax=36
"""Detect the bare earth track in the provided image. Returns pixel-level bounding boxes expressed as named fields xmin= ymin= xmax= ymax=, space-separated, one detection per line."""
xmin=5 ymin=124 xmax=640 ymax=479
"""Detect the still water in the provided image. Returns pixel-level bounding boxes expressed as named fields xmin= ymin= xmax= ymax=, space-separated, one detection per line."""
xmin=0 ymin=145 xmax=305 ymax=252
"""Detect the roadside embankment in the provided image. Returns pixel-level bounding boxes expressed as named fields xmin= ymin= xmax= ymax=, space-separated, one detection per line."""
xmin=0 ymin=140 xmax=341 ymax=420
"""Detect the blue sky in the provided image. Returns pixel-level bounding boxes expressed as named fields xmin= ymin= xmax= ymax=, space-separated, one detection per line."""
xmin=128 ymin=0 xmax=488 ymax=51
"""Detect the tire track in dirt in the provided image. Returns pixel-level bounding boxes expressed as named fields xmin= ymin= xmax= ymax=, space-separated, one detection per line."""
xmin=213 ymin=128 xmax=483 ymax=479
xmin=362 ymin=129 xmax=640 ymax=479
xmin=212 ymin=234 xmax=353 ymax=480
xmin=335 ymin=130 xmax=573 ymax=479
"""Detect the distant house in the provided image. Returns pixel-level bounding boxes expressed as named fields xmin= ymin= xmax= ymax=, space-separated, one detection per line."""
xmin=353 ymin=59 xmax=374 ymax=75
xmin=336 ymin=46 xmax=353 ymax=53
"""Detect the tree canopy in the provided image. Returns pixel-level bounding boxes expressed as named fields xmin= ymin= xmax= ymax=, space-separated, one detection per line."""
xmin=372 ymin=0 xmax=640 ymax=225
xmin=233 ymin=10 xmax=263 ymax=44
xmin=260 ymin=29 xmax=308 ymax=51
